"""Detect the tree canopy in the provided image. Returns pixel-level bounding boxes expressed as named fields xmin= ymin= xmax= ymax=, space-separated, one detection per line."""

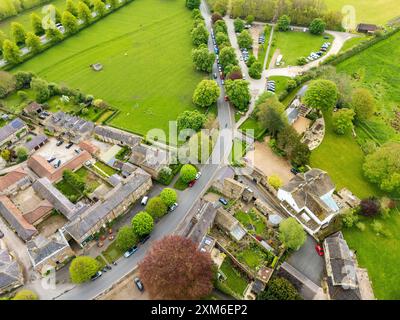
xmin=332 ymin=108 xmax=355 ymax=135
xmin=351 ymin=88 xmax=376 ymax=121
xmin=225 ymin=79 xmax=251 ymax=111
xmin=191 ymin=46 xmax=215 ymax=73
xmin=234 ymin=18 xmax=244 ymax=33
xmin=256 ymin=96 xmax=287 ymax=136
xmin=277 ymin=15 xmax=291 ymax=31
xmin=146 ymin=197 xmax=168 ymax=219
xmin=13 ymin=289 xmax=39 ymax=300
xmin=69 ymin=256 xmax=100 ymax=284
xmin=309 ymin=18 xmax=326 ymax=35
xmin=303 ymin=79 xmax=338 ymax=111
xmin=192 ymin=80 xmax=220 ymax=108
xmin=180 ymin=164 xmax=197 ymax=183
xmin=237 ymin=30 xmax=252 ymax=49
xmin=177 ymin=110 xmax=207 ymax=132
xmin=191 ymin=24 xmax=209 ymax=47
xmin=219 ymin=46 xmax=237 ymax=69
xmin=160 ymin=188 xmax=178 ymax=207
xmin=131 ymin=212 xmax=154 ymax=238
xmin=11 ymin=22 xmax=26 ymax=45
xmin=279 ymin=217 xmax=306 ymax=250
xmin=258 ymin=277 xmax=302 ymax=300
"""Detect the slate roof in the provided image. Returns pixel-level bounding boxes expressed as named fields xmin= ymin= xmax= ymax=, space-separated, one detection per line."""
xmin=26 ymin=231 xmax=70 ymax=267
xmin=357 ymin=23 xmax=378 ymax=32
xmin=48 ymin=112 xmax=94 ymax=135
xmin=0 ymin=118 xmax=26 ymax=144
xmin=24 ymin=102 xmax=43 ymax=114
xmin=107 ymin=174 xmax=122 ymax=187
xmin=0 ymin=168 xmax=29 ymax=193
xmin=24 ymin=134 xmax=48 ymax=152
xmin=94 ymin=126 xmax=141 ymax=147
xmin=64 ymin=169 xmax=151 ymax=243
xmin=0 ymin=247 xmax=23 ymax=292
xmin=0 ymin=196 xmax=37 ymax=241
xmin=129 ymin=144 xmax=168 ymax=171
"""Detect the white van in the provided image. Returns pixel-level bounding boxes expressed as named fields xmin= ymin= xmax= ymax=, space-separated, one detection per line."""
xmin=141 ymin=196 xmax=149 ymax=205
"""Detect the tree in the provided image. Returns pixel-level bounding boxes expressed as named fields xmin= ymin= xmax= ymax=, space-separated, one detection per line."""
xmin=234 ymin=18 xmax=244 ymax=33
xmin=108 ymin=0 xmax=119 ymax=9
xmin=214 ymin=20 xmax=227 ymax=34
xmin=62 ymin=11 xmax=79 ymax=34
xmin=303 ymin=79 xmax=338 ymax=111
xmin=93 ymin=0 xmax=107 ymax=16
xmin=191 ymin=46 xmax=215 ymax=73
xmin=160 ymin=188 xmax=177 ymax=207
xmin=63 ymin=169 xmax=85 ymax=191
xmin=192 ymin=9 xmax=202 ymax=19
xmin=219 ymin=46 xmax=237 ymax=69
xmin=268 ymin=175 xmax=283 ymax=189
xmin=332 ymin=108 xmax=355 ymax=135
xmin=249 ymin=61 xmax=262 ymax=79
xmin=116 ymin=225 xmax=138 ymax=251
xmin=309 ymin=18 xmax=326 ymax=35
xmin=359 ymin=197 xmax=381 ymax=217
xmin=237 ymin=30 xmax=252 ymax=49
xmin=31 ymin=77 xmax=50 ymax=103
xmin=138 ymin=235 xmax=213 ymax=299
xmin=77 ymin=1 xmax=92 ymax=24
xmin=66 ymin=0 xmax=79 ymax=16
xmin=211 ymin=13 xmax=223 ymax=24
xmin=132 ymin=211 xmax=154 ymax=237
xmin=363 ymin=143 xmax=400 ymax=194
xmin=1 ymin=149 xmax=11 ymax=161
xmin=177 ymin=110 xmax=206 ymax=132
xmin=256 ymin=96 xmax=286 ymax=136
xmin=69 ymin=256 xmax=100 ymax=284
xmin=180 ymin=164 xmax=197 ymax=183
xmin=0 ymin=30 xmax=6 ymax=54
xmin=226 ymin=65 xmax=242 ymax=80
xmin=193 ymin=80 xmax=220 ymax=108
xmin=146 ymin=197 xmax=168 ymax=219
xmin=31 ymin=13 xmax=45 ymax=35
xmin=215 ymin=32 xmax=229 ymax=47
xmin=276 ymin=125 xmax=310 ymax=166
xmin=246 ymin=15 xmax=255 ymax=25
xmin=351 ymin=88 xmax=376 ymax=121
xmin=15 ymin=146 xmax=28 ymax=162
xmin=246 ymin=54 xmax=256 ymax=67
xmin=14 ymin=71 xmax=34 ymax=90
xmin=191 ymin=24 xmax=209 ymax=47
xmin=11 ymin=22 xmax=26 ymax=45
xmin=2 ymin=40 xmax=22 ymax=64
xmin=225 ymin=79 xmax=251 ymax=111
xmin=279 ymin=217 xmax=306 ymax=250
xmin=186 ymin=0 xmax=201 ymax=10
xmin=277 ymin=15 xmax=291 ymax=31
xmin=158 ymin=166 xmax=172 ymax=185
xmin=258 ymin=277 xmax=301 ymax=300
xmin=25 ymin=32 xmax=42 ymax=53
xmin=13 ymin=290 xmax=38 ymax=300
xmin=45 ymin=26 xmax=64 ymax=42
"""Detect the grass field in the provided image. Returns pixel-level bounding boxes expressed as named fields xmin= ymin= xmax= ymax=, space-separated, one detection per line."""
xmin=323 ymin=0 xmax=399 ymax=25
xmin=343 ymin=208 xmax=400 ymax=300
xmin=339 ymin=34 xmax=369 ymax=54
xmin=271 ymin=31 xmax=333 ymax=66
xmin=217 ymin=258 xmax=248 ymax=298
xmin=12 ymin=0 xmax=204 ymax=137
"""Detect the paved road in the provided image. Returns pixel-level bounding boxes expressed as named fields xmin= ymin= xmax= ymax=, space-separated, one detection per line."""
xmin=54 ymin=0 xmax=235 ymax=300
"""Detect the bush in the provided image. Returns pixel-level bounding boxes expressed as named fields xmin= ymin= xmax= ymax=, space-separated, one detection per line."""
xmin=355 ymin=222 xmax=366 ymax=232
xmin=116 ymin=226 xmax=139 ymax=251
xmin=341 ymin=210 xmax=359 ymax=228
xmin=160 ymin=188 xmax=178 ymax=207
xmin=13 ymin=290 xmax=38 ymax=300
xmin=268 ymin=175 xmax=282 ymax=189
xmin=131 ymin=212 xmax=154 ymax=238
xmin=258 ymin=277 xmax=301 ymax=300
xmin=359 ymin=197 xmax=381 ymax=217
xmin=69 ymin=256 xmax=100 ymax=284
xmin=297 ymin=57 xmax=307 ymax=66
xmin=180 ymin=164 xmax=197 ymax=183
xmin=146 ymin=197 xmax=168 ymax=219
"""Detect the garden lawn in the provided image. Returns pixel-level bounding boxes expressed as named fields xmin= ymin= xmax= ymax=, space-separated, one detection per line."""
xmin=310 ymin=112 xmax=381 ymax=199
xmin=268 ymin=76 xmax=290 ymax=95
xmin=55 ymin=179 xmax=81 ymax=202
xmin=239 ymin=116 xmax=265 ymax=139
xmin=235 ymin=209 xmax=266 ymax=235
xmin=272 ymin=31 xmax=333 ymax=66
xmin=102 ymin=240 xmax=124 ymax=263
xmin=218 ymin=258 xmax=248 ymax=298
xmin=12 ymin=0 xmax=205 ymax=137
xmin=339 ymin=35 xmax=369 ymax=54
xmin=323 ymin=0 xmax=399 ymax=25
xmin=93 ymin=161 xmax=117 ymax=178
xmin=343 ymin=208 xmax=400 ymax=300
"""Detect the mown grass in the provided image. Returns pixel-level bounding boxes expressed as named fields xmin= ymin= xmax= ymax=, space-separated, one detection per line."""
xmin=93 ymin=161 xmax=117 ymax=177
xmin=339 ymin=35 xmax=369 ymax=54
xmin=217 ymin=258 xmax=248 ymax=298
xmin=12 ymin=0 xmax=205 ymax=137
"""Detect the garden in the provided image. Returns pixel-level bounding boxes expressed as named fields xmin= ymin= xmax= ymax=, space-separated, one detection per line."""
xmin=216 ymin=257 xmax=250 ymax=299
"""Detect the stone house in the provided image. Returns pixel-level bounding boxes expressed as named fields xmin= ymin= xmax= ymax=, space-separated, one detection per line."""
xmin=0 ymin=118 xmax=28 ymax=148
xmin=0 ymin=241 xmax=24 ymax=295
xmin=94 ymin=125 xmax=141 ymax=147
xmin=0 ymin=168 xmax=32 ymax=196
xmin=128 ymin=144 xmax=168 ymax=179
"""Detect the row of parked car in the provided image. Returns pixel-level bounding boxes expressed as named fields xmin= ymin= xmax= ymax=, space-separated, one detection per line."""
xmin=267 ymin=80 xmax=276 ymax=93
xmin=47 ymin=141 xmax=79 ymax=168
xmin=258 ymin=33 xmax=265 ymax=45
xmin=306 ymin=42 xmax=331 ymax=62
xmin=240 ymin=48 xmax=250 ymax=63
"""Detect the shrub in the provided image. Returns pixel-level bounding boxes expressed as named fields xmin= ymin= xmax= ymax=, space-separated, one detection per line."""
xmin=69 ymin=256 xmax=100 ymax=284
xmin=180 ymin=164 xmax=197 ymax=183
xmin=131 ymin=212 xmax=154 ymax=238
xmin=116 ymin=226 xmax=138 ymax=251
xmin=359 ymin=197 xmax=381 ymax=217
xmin=146 ymin=197 xmax=168 ymax=219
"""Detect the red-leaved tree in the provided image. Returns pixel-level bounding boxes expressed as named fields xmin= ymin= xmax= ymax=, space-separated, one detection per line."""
xmin=138 ymin=235 xmax=213 ymax=299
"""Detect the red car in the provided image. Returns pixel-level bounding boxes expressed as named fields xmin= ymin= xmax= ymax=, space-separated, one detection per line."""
xmin=224 ymin=95 xmax=229 ymax=101
xmin=188 ymin=180 xmax=196 ymax=187
xmin=315 ymin=244 xmax=324 ymax=256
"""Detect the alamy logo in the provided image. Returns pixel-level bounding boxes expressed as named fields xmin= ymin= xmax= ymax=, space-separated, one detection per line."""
xmin=342 ymin=5 xmax=357 ymax=31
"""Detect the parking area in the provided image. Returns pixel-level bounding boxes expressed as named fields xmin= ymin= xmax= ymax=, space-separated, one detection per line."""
xmin=34 ymin=137 xmax=79 ymax=164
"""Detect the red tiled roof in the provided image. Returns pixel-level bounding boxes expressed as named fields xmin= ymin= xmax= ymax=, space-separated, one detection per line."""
xmin=23 ymin=200 xmax=54 ymax=225
xmin=78 ymin=140 xmax=99 ymax=155
xmin=0 ymin=168 xmax=28 ymax=192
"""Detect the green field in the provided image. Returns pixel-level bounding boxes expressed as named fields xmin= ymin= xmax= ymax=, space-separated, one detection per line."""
xmin=271 ymin=31 xmax=333 ymax=66
xmin=12 ymin=0 xmax=204 ymax=136
xmin=339 ymin=35 xmax=369 ymax=54
xmin=323 ymin=0 xmax=399 ymax=25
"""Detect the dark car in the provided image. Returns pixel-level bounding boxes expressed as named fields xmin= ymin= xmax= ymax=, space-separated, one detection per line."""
xmin=47 ymin=157 xmax=56 ymax=163
xmin=219 ymin=197 xmax=228 ymax=206
xmin=54 ymin=160 xmax=61 ymax=169
xmin=0 ymin=229 xmax=4 ymax=239
xmin=134 ymin=277 xmax=144 ymax=292
xmin=140 ymin=234 xmax=151 ymax=244
xmin=65 ymin=142 xmax=73 ymax=149
xmin=90 ymin=271 xmax=102 ymax=281
xmin=290 ymin=167 xmax=299 ymax=175
xmin=56 ymin=140 xmax=64 ymax=146
xmin=188 ymin=180 xmax=196 ymax=187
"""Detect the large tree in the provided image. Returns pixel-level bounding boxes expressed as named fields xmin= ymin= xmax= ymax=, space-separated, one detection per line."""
xmin=234 ymin=18 xmax=244 ymax=33
xmin=69 ymin=256 xmax=100 ymax=284
xmin=249 ymin=61 xmax=262 ymax=79
xmin=359 ymin=197 xmax=381 ymax=217
xmin=215 ymin=32 xmax=229 ymax=47
xmin=31 ymin=77 xmax=50 ymax=103
xmin=363 ymin=143 xmax=400 ymax=195
xmin=351 ymin=88 xmax=376 ymax=121
xmin=309 ymin=18 xmax=326 ymax=35
xmin=93 ymin=0 xmax=107 ymax=16
xmin=25 ymin=32 xmax=42 ymax=53
xmin=237 ymin=30 xmax=252 ymax=49
xmin=191 ymin=46 xmax=215 ymax=73
xmin=277 ymin=15 xmax=291 ymax=31
xmin=146 ymin=197 xmax=168 ymax=219
xmin=303 ymin=79 xmax=338 ymax=111
xmin=258 ymin=277 xmax=301 ymax=300
xmin=62 ymin=11 xmax=79 ymax=34
xmin=116 ymin=225 xmax=138 ymax=251
xmin=138 ymin=235 xmax=213 ymax=299
xmin=219 ymin=46 xmax=237 ymax=69
xmin=11 ymin=22 xmax=26 ymax=45
xmin=45 ymin=26 xmax=64 ymax=43
xmin=332 ymin=108 xmax=355 ymax=135
xmin=193 ymin=80 xmax=220 ymax=108
xmin=224 ymin=79 xmax=251 ymax=111
xmin=31 ymin=13 xmax=45 ymax=35
xmin=279 ymin=217 xmax=306 ymax=250
xmin=191 ymin=24 xmax=209 ymax=47
xmin=277 ymin=125 xmax=310 ymax=166
xmin=160 ymin=188 xmax=178 ymax=207
xmin=257 ymin=96 xmax=287 ymax=136
xmin=131 ymin=211 xmax=154 ymax=237
xmin=180 ymin=164 xmax=197 ymax=183
xmin=77 ymin=1 xmax=92 ymax=24
xmin=66 ymin=0 xmax=79 ymax=16
xmin=2 ymin=40 xmax=22 ymax=64
xmin=177 ymin=110 xmax=207 ymax=132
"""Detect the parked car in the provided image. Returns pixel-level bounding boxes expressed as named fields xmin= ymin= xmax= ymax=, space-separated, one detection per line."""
xmin=65 ymin=142 xmax=73 ymax=149
xmin=56 ymin=140 xmax=63 ymax=146
xmin=315 ymin=244 xmax=324 ymax=256
xmin=74 ymin=148 xmax=81 ymax=154
xmin=195 ymin=171 xmax=202 ymax=180
xmin=47 ymin=156 xmax=56 ymax=163
xmin=219 ymin=197 xmax=228 ymax=206
xmin=213 ymin=73 xmax=217 ymax=79
xmin=85 ymin=160 xmax=92 ymax=167
xmin=0 ymin=229 xmax=4 ymax=239
xmin=124 ymin=246 xmax=138 ymax=258
xmin=290 ymin=167 xmax=299 ymax=175
xmin=188 ymin=180 xmax=196 ymax=187
xmin=221 ymin=79 xmax=224 ymax=85
xmin=134 ymin=277 xmax=144 ymax=292
xmin=141 ymin=196 xmax=149 ymax=205
xmin=224 ymin=95 xmax=229 ymax=101
xmin=53 ymin=160 xmax=61 ymax=168
xmin=90 ymin=271 xmax=102 ymax=281
xmin=169 ymin=202 xmax=179 ymax=211
xmin=140 ymin=234 xmax=151 ymax=244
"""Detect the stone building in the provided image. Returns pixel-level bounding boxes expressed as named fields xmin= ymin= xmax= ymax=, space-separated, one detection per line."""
xmin=0 ymin=168 xmax=32 ymax=196
xmin=0 ymin=118 xmax=28 ymax=148
xmin=0 ymin=241 xmax=24 ymax=295
xmin=128 ymin=144 xmax=169 ymax=179
xmin=94 ymin=125 xmax=141 ymax=147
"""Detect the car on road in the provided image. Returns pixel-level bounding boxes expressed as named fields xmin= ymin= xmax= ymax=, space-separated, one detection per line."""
xmin=141 ymin=196 xmax=149 ymax=205
xmin=291 ymin=167 xmax=299 ymax=175
xmin=134 ymin=277 xmax=144 ymax=292
xmin=219 ymin=197 xmax=228 ymax=206
xmin=188 ymin=180 xmax=196 ymax=187
xmin=74 ymin=148 xmax=81 ymax=154
xmin=91 ymin=271 xmax=102 ymax=281
xmin=195 ymin=171 xmax=202 ymax=180
xmin=47 ymin=156 xmax=56 ymax=163
xmin=65 ymin=142 xmax=73 ymax=149
xmin=221 ymin=79 xmax=224 ymax=85
xmin=140 ymin=234 xmax=151 ymax=244
xmin=315 ymin=244 xmax=324 ymax=256
xmin=56 ymin=140 xmax=63 ymax=146
xmin=0 ymin=229 xmax=4 ymax=239
xmin=224 ymin=95 xmax=229 ymax=101
xmin=53 ymin=160 xmax=61 ymax=169
xmin=213 ymin=73 xmax=217 ymax=79
xmin=169 ymin=202 xmax=179 ymax=211
xmin=124 ymin=246 xmax=138 ymax=258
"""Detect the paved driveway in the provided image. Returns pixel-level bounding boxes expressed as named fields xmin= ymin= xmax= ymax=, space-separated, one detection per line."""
xmin=287 ymin=235 xmax=325 ymax=286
